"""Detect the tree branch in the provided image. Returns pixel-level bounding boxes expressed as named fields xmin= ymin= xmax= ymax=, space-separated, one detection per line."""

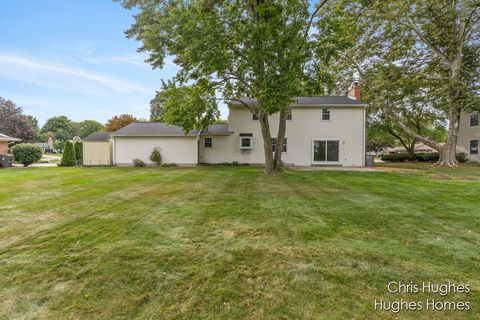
xmin=304 ymin=0 xmax=329 ymax=39
xmin=404 ymin=17 xmax=452 ymax=66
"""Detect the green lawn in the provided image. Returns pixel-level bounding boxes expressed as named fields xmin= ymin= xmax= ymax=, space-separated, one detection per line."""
xmin=0 ymin=164 xmax=479 ymax=319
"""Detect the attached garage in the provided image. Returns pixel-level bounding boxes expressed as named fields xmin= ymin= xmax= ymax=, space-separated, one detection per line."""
xmin=83 ymin=132 xmax=113 ymax=166
xmin=111 ymin=122 xmax=199 ymax=166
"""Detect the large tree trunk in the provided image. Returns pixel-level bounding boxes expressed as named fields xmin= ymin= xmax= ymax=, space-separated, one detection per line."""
xmin=258 ymin=110 xmax=274 ymax=174
xmin=395 ymin=106 xmax=461 ymax=167
xmin=437 ymin=107 xmax=461 ymax=166
xmin=273 ymin=108 xmax=287 ymax=170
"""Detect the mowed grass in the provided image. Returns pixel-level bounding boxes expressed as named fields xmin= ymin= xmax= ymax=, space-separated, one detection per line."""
xmin=0 ymin=164 xmax=479 ymax=319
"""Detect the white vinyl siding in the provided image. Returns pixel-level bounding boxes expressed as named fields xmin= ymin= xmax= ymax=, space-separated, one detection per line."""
xmin=114 ymin=136 xmax=197 ymax=166
xmin=457 ymin=111 xmax=480 ymax=163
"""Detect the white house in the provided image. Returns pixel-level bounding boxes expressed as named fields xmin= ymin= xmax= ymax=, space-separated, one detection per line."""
xmin=457 ymin=111 xmax=479 ymax=162
xmin=109 ymin=85 xmax=367 ymax=167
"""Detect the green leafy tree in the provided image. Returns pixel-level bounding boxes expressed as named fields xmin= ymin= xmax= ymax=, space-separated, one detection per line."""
xmin=77 ymin=120 xmax=104 ymax=139
xmin=149 ymin=147 xmax=162 ymax=166
xmin=119 ymin=0 xmax=330 ymax=173
xmin=41 ymin=116 xmax=77 ymax=142
xmin=74 ymin=141 xmax=83 ymax=165
xmin=150 ymin=93 xmax=166 ymax=121
xmin=60 ymin=141 xmax=76 ymax=167
xmin=12 ymin=144 xmax=42 ymax=167
xmin=0 ymin=97 xmax=37 ymax=142
xmin=328 ymin=0 xmax=480 ymax=166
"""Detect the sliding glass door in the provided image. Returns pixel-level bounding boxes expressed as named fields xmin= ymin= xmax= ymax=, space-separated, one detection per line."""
xmin=313 ymin=140 xmax=339 ymax=162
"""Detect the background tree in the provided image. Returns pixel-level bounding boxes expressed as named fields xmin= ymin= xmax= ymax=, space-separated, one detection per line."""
xmin=104 ymin=114 xmax=137 ymax=132
xmin=150 ymin=92 xmax=165 ymax=121
xmin=362 ymin=64 xmax=448 ymax=159
xmin=41 ymin=116 xmax=77 ymax=142
xmin=77 ymin=120 xmax=104 ymax=139
xmin=119 ymin=0 xmax=330 ymax=173
xmin=0 ymin=97 xmax=37 ymax=142
xmin=329 ymin=0 xmax=480 ymax=166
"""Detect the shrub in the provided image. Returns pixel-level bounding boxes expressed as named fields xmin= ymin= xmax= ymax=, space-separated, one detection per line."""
xmin=149 ymin=147 xmax=162 ymax=166
xmin=160 ymin=163 xmax=177 ymax=167
xmin=456 ymin=152 xmax=468 ymax=163
xmin=60 ymin=141 xmax=76 ymax=167
xmin=133 ymin=159 xmax=145 ymax=167
xmin=12 ymin=144 xmax=43 ymax=167
xmin=421 ymin=152 xmax=439 ymax=162
xmin=74 ymin=141 xmax=83 ymax=165
xmin=381 ymin=153 xmax=410 ymax=162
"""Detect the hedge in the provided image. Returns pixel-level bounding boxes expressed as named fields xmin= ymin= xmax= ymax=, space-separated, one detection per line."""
xmin=382 ymin=152 xmax=469 ymax=163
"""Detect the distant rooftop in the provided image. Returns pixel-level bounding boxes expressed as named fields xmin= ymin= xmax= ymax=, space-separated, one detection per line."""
xmin=230 ymin=96 xmax=367 ymax=107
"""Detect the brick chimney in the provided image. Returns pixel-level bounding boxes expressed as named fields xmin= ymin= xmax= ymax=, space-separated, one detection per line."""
xmin=47 ymin=136 xmax=53 ymax=149
xmin=347 ymin=81 xmax=361 ymax=101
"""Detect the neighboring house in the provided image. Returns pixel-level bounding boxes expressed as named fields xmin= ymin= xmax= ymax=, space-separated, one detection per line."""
xmin=386 ymin=143 xmax=443 ymax=154
xmin=83 ymin=132 xmax=114 ymax=166
xmin=0 ymin=133 xmax=20 ymax=168
xmin=36 ymin=137 xmax=55 ymax=153
xmin=457 ymin=111 xmax=480 ymax=162
xmin=109 ymin=84 xmax=367 ymax=167
xmin=0 ymin=133 xmax=20 ymax=155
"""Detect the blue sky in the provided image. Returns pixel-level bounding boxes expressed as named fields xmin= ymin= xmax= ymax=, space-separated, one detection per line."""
xmin=0 ymin=0 xmax=228 ymax=126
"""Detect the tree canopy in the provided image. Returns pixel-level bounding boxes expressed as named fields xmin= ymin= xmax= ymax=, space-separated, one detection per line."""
xmin=104 ymin=114 xmax=137 ymax=132
xmin=0 ymin=97 xmax=37 ymax=142
xmin=324 ymin=0 xmax=480 ymax=166
xmin=119 ymin=0 xmax=331 ymax=173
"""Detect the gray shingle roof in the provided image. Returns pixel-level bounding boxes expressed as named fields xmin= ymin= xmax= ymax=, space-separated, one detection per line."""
xmin=84 ymin=132 xmax=113 ymax=141
xmin=110 ymin=122 xmax=230 ymax=137
xmin=230 ymin=96 xmax=367 ymax=107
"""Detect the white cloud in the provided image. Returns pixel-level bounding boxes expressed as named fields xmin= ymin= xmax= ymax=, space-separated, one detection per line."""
xmin=0 ymin=54 xmax=152 ymax=95
xmin=83 ymin=53 xmax=150 ymax=68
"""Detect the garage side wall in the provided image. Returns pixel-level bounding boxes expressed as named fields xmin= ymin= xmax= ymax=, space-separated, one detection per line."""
xmin=83 ymin=141 xmax=113 ymax=166
xmin=114 ymin=136 xmax=198 ymax=166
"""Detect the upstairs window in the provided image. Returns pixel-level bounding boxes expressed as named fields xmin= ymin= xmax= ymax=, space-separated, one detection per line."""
xmin=322 ymin=108 xmax=330 ymax=121
xmin=286 ymin=108 xmax=292 ymax=121
xmin=470 ymin=113 xmax=479 ymax=127
xmin=271 ymin=138 xmax=287 ymax=153
xmin=470 ymin=140 xmax=478 ymax=155
xmin=204 ymin=137 xmax=212 ymax=148
xmin=252 ymin=109 xmax=259 ymax=120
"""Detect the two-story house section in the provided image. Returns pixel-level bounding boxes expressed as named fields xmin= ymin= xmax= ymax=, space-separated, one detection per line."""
xmin=109 ymin=84 xmax=367 ymax=167
xmin=457 ymin=111 xmax=480 ymax=163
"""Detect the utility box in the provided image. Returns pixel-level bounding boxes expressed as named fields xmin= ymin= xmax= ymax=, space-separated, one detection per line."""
xmin=0 ymin=154 xmax=13 ymax=168
xmin=365 ymin=154 xmax=374 ymax=167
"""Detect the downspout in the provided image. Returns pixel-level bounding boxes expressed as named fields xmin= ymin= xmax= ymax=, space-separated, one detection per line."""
xmin=362 ymin=108 xmax=366 ymax=166
xmin=112 ymin=136 xmax=116 ymax=166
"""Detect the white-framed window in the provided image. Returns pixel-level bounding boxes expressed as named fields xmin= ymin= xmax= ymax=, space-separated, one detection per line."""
xmin=470 ymin=113 xmax=479 ymax=127
xmin=313 ymin=140 xmax=339 ymax=162
xmin=470 ymin=140 xmax=478 ymax=155
xmin=240 ymin=134 xmax=253 ymax=149
xmin=272 ymin=138 xmax=287 ymax=153
xmin=204 ymin=137 xmax=212 ymax=148
xmin=252 ymin=109 xmax=259 ymax=121
xmin=286 ymin=108 xmax=292 ymax=121
xmin=321 ymin=108 xmax=330 ymax=121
